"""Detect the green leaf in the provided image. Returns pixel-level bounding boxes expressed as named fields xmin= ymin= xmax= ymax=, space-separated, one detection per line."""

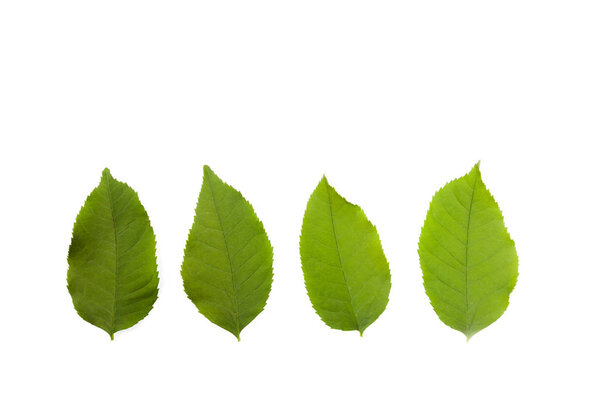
xmin=181 ymin=166 xmax=273 ymax=340
xmin=300 ymin=176 xmax=391 ymax=335
xmin=418 ymin=162 xmax=518 ymax=339
xmin=67 ymin=168 xmax=159 ymax=340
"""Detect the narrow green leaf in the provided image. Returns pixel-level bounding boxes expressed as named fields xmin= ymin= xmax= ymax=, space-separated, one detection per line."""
xmin=67 ymin=168 xmax=159 ymax=340
xmin=418 ymin=162 xmax=518 ymax=339
xmin=181 ymin=166 xmax=273 ymax=340
xmin=300 ymin=176 xmax=391 ymax=335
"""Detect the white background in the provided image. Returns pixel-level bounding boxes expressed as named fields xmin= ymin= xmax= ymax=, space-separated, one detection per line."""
xmin=1 ymin=1 xmax=599 ymax=399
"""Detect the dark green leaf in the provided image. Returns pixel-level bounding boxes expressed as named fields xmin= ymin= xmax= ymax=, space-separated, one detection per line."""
xmin=181 ymin=166 xmax=273 ymax=340
xmin=67 ymin=168 xmax=159 ymax=340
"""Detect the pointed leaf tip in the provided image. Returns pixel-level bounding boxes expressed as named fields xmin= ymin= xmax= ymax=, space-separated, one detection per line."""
xmin=319 ymin=175 xmax=329 ymax=187
xmin=466 ymin=162 xmax=482 ymax=180
xmin=203 ymin=165 xmax=222 ymax=184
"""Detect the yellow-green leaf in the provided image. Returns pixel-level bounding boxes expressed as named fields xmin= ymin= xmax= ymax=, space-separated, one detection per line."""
xmin=300 ymin=176 xmax=391 ymax=335
xmin=418 ymin=163 xmax=518 ymax=339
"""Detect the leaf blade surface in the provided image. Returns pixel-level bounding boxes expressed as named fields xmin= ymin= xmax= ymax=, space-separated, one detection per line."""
xmin=67 ymin=168 xmax=159 ymax=339
xmin=418 ymin=163 xmax=518 ymax=339
xmin=300 ymin=177 xmax=391 ymax=335
xmin=181 ymin=166 xmax=273 ymax=340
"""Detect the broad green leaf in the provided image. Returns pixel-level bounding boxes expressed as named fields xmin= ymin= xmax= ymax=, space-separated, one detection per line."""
xmin=300 ymin=176 xmax=391 ymax=335
xmin=181 ymin=166 xmax=273 ymax=340
xmin=418 ymin=163 xmax=518 ymax=339
xmin=67 ymin=169 xmax=159 ymax=340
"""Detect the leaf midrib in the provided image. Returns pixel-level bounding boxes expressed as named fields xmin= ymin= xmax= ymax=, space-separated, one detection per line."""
xmin=326 ymin=185 xmax=362 ymax=334
xmin=105 ymin=177 xmax=119 ymax=340
xmin=206 ymin=176 xmax=241 ymax=339
xmin=464 ymin=178 xmax=478 ymax=336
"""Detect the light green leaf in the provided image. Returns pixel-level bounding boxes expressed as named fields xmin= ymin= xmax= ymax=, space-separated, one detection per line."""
xmin=418 ymin=162 xmax=518 ymax=339
xmin=181 ymin=166 xmax=273 ymax=340
xmin=300 ymin=176 xmax=391 ymax=335
xmin=67 ymin=169 xmax=159 ymax=340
